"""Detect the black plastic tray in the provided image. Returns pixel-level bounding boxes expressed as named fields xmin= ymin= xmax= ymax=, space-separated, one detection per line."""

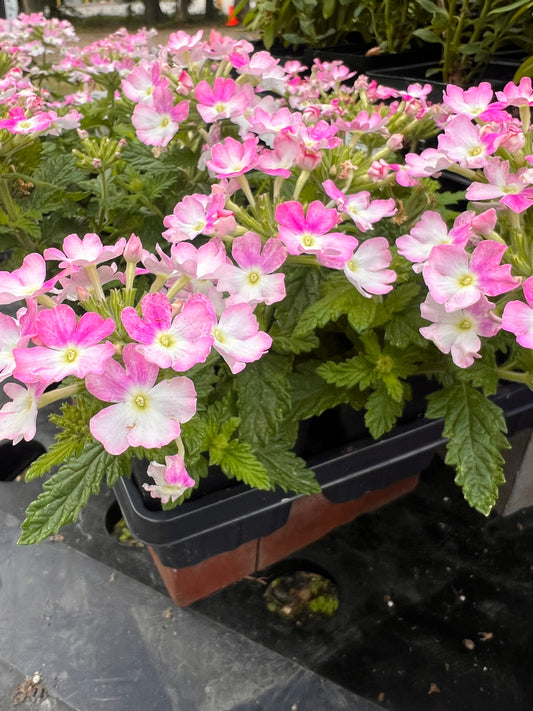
xmin=113 ymin=383 xmax=533 ymax=568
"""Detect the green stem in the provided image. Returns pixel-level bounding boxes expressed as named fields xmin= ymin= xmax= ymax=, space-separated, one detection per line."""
xmin=166 ymin=275 xmax=191 ymax=302
xmin=495 ymin=369 xmax=533 ymax=386
xmin=0 ymin=178 xmax=35 ymax=252
xmin=237 ymin=174 xmax=256 ymax=208
xmin=37 ymin=383 xmax=83 ymax=409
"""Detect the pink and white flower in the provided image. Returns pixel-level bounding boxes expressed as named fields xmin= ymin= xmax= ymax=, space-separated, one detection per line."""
xmin=13 ymin=304 xmax=115 ymax=384
xmin=423 ymin=241 xmax=520 ymax=312
xmin=275 ymin=200 xmax=357 ymax=268
xmin=0 ymin=253 xmax=60 ymax=305
xmin=212 ymin=303 xmax=272 ymax=374
xmin=323 ymin=180 xmax=396 ymax=232
xmin=143 ymin=454 xmax=195 ymax=503
xmin=121 ymin=292 xmax=215 ymax=371
xmin=216 ymin=232 xmax=287 ymax=306
xmin=132 ymin=84 xmax=190 ymax=147
xmin=502 ymin=276 xmax=533 ymax=348
xmin=0 ymin=382 xmax=46 ymax=444
xmin=420 ymin=293 xmax=501 ymax=368
xmin=343 ymin=238 xmax=396 ymax=297
xmin=86 ymin=344 xmax=197 ymax=455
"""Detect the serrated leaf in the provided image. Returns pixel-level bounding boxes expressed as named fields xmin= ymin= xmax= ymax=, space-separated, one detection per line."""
xmin=256 ymin=441 xmax=321 ymax=495
xmin=236 ymin=353 xmax=292 ymax=446
xmin=317 ymin=355 xmax=375 ymax=389
xmin=294 ymin=279 xmax=377 ymax=336
xmin=426 ymin=383 xmax=510 ymax=515
xmin=25 ymin=439 xmax=84 ymax=481
xmin=274 ymin=265 xmax=323 ymax=334
xmin=290 ymin=362 xmax=365 ymax=422
xmin=19 ymin=441 xmax=130 ymax=544
xmin=364 ymin=382 xmax=405 ymax=439
xmin=210 ymin=439 xmax=270 ymax=489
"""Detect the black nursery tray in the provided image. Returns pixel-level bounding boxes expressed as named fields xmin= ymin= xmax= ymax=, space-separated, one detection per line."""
xmin=113 ymin=383 xmax=533 ymax=568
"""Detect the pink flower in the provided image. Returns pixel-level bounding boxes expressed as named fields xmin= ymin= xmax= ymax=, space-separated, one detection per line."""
xmin=205 ymin=136 xmax=259 ymax=178
xmin=44 ymin=232 xmax=126 ymax=268
xmin=213 ymin=303 xmax=272 ymax=374
xmin=132 ymin=85 xmax=190 ymax=147
xmin=420 ymin=294 xmax=501 ymax=368
xmin=502 ymin=276 xmax=533 ymax=348
xmin=162 ymin=192 xmax=234 ymax=243
xmin=121 ymin=292 xmax=215 ymax=371
xmin=275 ymin=200 xmax=357 ymax=268
xmin=13 ymin=304 xmax=115 ymax=384
xmin=323 ymin=180 xmax=396 ymax=232
xmin=343 ymin=238 xmax=396 ymax=297
xmin=423 ymin=241 xmax=520 ymax=312
xmin=0 ymin=298 xmax=37 ymax=382
xmin=143 ymin=454 xmax=195 ymax=503
xmin=437 ymin=114 xmax=499 ymax=169
xmin=396 ymin=211 xmax=470 ymax=272
xmin=465 ymin=157 xmax=533 ymax=213
xmin=194 ymin=77 xmax=249 ymax=123
xmin=216 ymin=232 xmax=287 ymax=306
xmin=170 ymin=237 xmax=229 ymax=280
xmin=442 ymin=82 xmax=494 ymax=118
xmin=493 ymin=78 xmax=533 ymax=108
xmin=121 ymin=61 xmax=165 ymax=104
xmin=0 ymin=382 xmax=46 ymax=444
xmin=0 ymin=253 xmax=59 ymax=305
xmin=86 ymin=344 xmax=197 ymax=455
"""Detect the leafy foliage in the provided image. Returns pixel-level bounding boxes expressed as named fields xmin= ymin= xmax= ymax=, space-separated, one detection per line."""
xmin=426 ymin=382 xmax=511 ymax=515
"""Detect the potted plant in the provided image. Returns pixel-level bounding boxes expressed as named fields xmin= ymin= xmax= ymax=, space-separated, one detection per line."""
xmin=410 ymin=0 xmax=533 ymax=85
xmin=242 ymin=0 xmax=435 ymax=69
xmin=2 ymin=13 xmax=533 ymax=603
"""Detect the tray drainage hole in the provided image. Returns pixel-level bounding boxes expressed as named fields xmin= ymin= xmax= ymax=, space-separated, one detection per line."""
xmin=264 ymin=570 xmax=339 ymax=626
xmin=105 ymin=501 xmax=144 ymax=548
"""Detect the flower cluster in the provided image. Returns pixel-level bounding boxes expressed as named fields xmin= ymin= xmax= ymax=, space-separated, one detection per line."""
xmin=1 ymin=15 xmax=532 ymax=543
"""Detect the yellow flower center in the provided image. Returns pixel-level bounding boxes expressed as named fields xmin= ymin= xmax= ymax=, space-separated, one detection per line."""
xmin=213 ymin=327 xmax=224 ymax=343
xmin=160 ymin=117 xmax=170 ymax=127
xmin=158 ymin=332 xmax=174 ymax=348
xmin=459 ymin=274 xmax=474 ymax=287
xmin=64 ymin=347 xmax=78 ymax=363
xmin=469 ymin=145 xmax=483 ymax=157
xmin=459 ymin=319 xmax=472 ymax=330
xmin=302 ymin=234 xmax=315 ymax=248
xmin=134 ymin=394 xmax=147 ymax=409
xmin=346 ymin=259 xmax=357 ymax=272
xmin=247 ymin=270 xmax=260 ymax=284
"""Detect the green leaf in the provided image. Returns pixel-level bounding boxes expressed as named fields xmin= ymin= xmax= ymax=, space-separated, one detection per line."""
xmin=412 ymin=27 xmax=443 ymax=43
xmin=294 ymin=278 xmax=377 ymax=336
xmin=256 ymin=441 xmax=321 ymax=495
xmin=24 ymin=440 xmax=83 ymax=481
xmin=488 ymin=0 xmax=533 ymax=15
xmin=274 ymin=265 xmax=323 ymax=335
xmin=210 ymin=439 xmax=270 ymax=489
xmin=426 ymin=383 xmax=510 ymax=515
xmin=235 ymin=353 xmax=292 ymax=446
xmin=514 ymin=55 xmax=533 ymax=81
xmin=19 ymin=441 xmax=130 ymax=544
xmin=289 ymin=362 xmax=365 ymax=423
xmin=317 ymin=355 xmax=375 ymax=389
xmin=270 ymin=322 xmax=320 ymax=354
xmin=364 ymin=382 xmax=405 ymax=439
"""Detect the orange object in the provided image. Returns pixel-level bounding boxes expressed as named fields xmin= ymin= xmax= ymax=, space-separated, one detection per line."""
xmin=225 ymin=5 xmax=240 ymax=26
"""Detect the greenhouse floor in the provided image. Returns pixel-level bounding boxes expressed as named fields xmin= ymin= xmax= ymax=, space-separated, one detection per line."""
xmin=1 ymin=395 xmax=533 ymax=710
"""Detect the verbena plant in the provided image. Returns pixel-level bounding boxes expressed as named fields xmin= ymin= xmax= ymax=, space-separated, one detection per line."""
xmin=1 ymin=14 xmax=533 ymax=545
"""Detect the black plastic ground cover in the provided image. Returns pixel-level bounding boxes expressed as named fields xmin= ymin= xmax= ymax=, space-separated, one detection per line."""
xmin=113 ymin=382 xmax=533 ymax=568
xmin=192 ymin=454 xmax=533 ymax=711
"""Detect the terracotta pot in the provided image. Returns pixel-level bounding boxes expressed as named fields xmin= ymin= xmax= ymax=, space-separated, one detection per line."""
xmin=113 ymin=383 xmax=533 ymax=606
